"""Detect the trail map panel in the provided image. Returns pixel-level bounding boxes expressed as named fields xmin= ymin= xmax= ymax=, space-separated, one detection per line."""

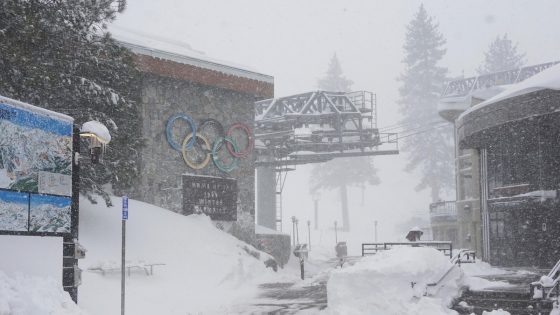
xmin=0 ymin=98 xmax=73 ymax=234
xmin=182 ymin=175 xmax=237 ymax=221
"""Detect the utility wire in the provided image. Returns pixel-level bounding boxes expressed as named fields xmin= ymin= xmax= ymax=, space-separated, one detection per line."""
xmin=397 ymin=122 xmax=451 ymax=140
xmin=379 ymin=119 xmax=445 ymax=132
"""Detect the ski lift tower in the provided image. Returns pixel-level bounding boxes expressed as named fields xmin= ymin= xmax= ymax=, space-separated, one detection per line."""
xmin=255 ymin=91 xmax=399 ymax=231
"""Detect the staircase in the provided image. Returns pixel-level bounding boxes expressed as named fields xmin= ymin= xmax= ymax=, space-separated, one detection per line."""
xmin=453 ymin=289 xmax=553 ymax=315
xmin=454 ymin=256 xmax=560 ymax=314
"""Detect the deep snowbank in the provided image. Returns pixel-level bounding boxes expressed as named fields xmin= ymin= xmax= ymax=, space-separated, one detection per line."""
xmin=79 ymin=196 xmax=274 ymax=314
xmin=0 ymin=271 xmax=84 ymax=315
xmin=326 ymin=247 xmax=463 ymax=315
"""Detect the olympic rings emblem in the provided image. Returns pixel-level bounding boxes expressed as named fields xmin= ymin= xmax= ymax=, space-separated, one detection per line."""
xmin=166 ymin=114 xmax=254 ymax=172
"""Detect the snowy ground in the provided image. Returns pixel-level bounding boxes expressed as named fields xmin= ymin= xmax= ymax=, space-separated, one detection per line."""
xmin=0 ymin=271 xmax=83 ymax=315
xmin=78 ymin=196 xmax=280 ymax=314
xmin=0 ymin=196 xmax=528 ymax=314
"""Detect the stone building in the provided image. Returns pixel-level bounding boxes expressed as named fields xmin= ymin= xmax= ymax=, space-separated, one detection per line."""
xmin=119 ymin=41 xmax=274 ymax=237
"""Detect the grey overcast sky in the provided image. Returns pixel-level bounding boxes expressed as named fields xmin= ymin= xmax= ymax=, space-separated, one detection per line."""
xmin=111 ymin=0 xmax=560 ymax=247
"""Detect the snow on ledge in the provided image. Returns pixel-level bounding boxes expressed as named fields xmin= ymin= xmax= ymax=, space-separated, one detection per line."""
xmin=255 ymin=224 xmax=288 ymax=235
xmin=459 ymin=63 xmax=560 ymax=120
xmin=0 ymin=95 xmax=74 ymax=123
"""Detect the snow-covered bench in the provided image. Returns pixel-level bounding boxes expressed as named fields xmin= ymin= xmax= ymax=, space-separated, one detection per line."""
xmin=87 ymin=260 xmax=166 ymax=276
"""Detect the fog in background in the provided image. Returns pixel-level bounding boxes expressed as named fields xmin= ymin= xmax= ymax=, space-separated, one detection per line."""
xmin=110 ymin=0 xmax=560 ymax=253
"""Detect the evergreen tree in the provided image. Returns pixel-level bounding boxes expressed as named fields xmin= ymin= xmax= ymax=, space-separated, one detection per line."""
xmin=317 ymin=54 xmax=353 ymax=92
xmin=398 ymin=4 xmax=454 ymax=202
xmin=0 ymin=0 xmax=142 ymax=206
xmin=478 ymin=34 xmax=526 ymax=74
xmin=310 ymin=54 xmax=380 ymax=232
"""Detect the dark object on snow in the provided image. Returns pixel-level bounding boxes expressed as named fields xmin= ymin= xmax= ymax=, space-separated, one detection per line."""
xmin=293 ymin=244 xmax=309 ymax=260
xmin=406 ymin=227 xmax=423 ymax=242
xmin=335 ymin=242 xmax=347 ymax=258
xmin=255 ymin=233 xmax=291 ymax=268
xmin=264 ymin=258 xmax=278 ymax=272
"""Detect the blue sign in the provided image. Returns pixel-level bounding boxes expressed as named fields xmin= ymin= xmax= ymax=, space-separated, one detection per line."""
xmin=122 ymin=196 xmax=128 ymax=220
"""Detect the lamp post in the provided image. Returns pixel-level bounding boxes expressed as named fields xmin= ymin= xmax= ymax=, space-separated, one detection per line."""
xmin=291 ymin=216 xmax=296 ymax=247
xmin=314 ymin=199 xmax=319 ymax=230
xmin=374 ymin=220 xmax=378 ymax=243
xmin=295 ymin=218 xmax=299 ymax=245
xmin=334 ymin=220 xmax=338 ymax=244
xmin=307 ymin=220 xmax=311 ymax=250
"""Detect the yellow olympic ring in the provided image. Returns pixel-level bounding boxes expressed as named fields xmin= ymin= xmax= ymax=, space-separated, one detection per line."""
xmin=181 ymin=133 xmax=211 ymax=169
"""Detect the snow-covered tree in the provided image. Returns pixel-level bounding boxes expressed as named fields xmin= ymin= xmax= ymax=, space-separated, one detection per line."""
xmin=310 ymin=54 xmax=380 ymax=232
xmin=477 ymin=34 xmax=526 ymax=74
xmin=317 ymin=54 xmax=353 ymax=92
xmin=398 ymin=4 xmax=454 ymax=202
xmin=0 ymin=0 xmax=142 ymax=206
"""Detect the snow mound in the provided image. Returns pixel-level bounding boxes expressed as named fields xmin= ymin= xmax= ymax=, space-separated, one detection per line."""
xmin=0 ymin=271 xmax=84 ymax=315
xmin=461 ymin=260 xmax=510 ymax=276
xmin=326 ymin=247 xmax=463 ymax=315
xmin=482 ymin=310 xmax=511 ymax=315
xmin=79 ymin=196 xmax=274 ymax=314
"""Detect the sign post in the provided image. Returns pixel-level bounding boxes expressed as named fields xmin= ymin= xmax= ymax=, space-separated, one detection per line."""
xmin=121 ymin=196 xmax=128 ymax=315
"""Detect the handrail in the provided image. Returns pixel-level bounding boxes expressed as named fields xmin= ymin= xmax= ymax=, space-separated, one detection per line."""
xmin=546 ymin=278 xmax=560 ymax=299
xmin=427 ymin=264 xmax=459 ymax=289
xmin=547 ymin=258 xmax=560 ymax=279
xmin=361 ymin=242 xmax=453 ymax=258
xmin=450 ymin=249 xmax=476 ymax=265
xmin=530 ymin=256 xmax=560 ymax=300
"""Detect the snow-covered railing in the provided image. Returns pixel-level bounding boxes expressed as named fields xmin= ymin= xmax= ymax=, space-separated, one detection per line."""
xmin=88 ymin=260 xmax=166 ymax=276
xmin=530 ymin=257 xmax=560 ymax=300
xmin=450 ymin=249 xmax=476 ymax=265
xmin=361 ymin=241 xmax=453 ymax=258
xmin=429 ymin=201 xmax=457 ymax=218
xmin=441 ymin=61 xmax=560 ymax=98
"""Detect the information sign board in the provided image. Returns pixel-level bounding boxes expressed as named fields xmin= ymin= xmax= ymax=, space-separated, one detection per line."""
xmin=182 ymin=175 xmax=237 ymax=221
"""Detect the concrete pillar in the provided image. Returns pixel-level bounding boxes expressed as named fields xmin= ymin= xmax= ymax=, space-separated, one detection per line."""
xmin=256 ymin=166 xmax=276 ymax=229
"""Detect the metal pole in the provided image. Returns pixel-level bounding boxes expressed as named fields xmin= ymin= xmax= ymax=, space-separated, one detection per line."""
xmin=334 ymin=221 xmax=338 ymax=244
xmin=307 ymin=220 xmax=311 ymax=250
xmin=121 ymin=196 xmax=128 ymax=315
xmin=375 ymin=220 xmax=378 ymax=243
xmin=314 ymin=199 xmax=318 ymax=230
xmin=295 ymin=219 xmax=299 ymax=244
xmin=291 ymin=216 xmax=296 ymax=247
xmin=121 ymin=218 xmax=125 ymax=315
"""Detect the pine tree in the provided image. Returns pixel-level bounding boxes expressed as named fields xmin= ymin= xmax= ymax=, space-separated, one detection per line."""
xmin=478 ymin=34 xmax=526 ymax=74
xmin=398 ymin=4 xmax=454 ymax=202
xmin=317 ymin=54 xmax=353 ymax=92
xmin=0 ymin=0 xmax=142 ymax=206
xmin=310 ymin=54 xmax=380 ymax=232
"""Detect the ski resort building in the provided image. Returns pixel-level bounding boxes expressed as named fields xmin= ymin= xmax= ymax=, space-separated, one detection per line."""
xmin=118 ymin=40 xmax=274 ymax=238
xmin=437 ymin=61 xmax=560 ymax=267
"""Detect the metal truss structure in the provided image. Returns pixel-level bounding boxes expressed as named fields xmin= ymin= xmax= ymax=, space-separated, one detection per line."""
xmin=255 ymin=91 xmax=399 ymax=231
xmin=255 ymin=91 xmax=399 ymax=168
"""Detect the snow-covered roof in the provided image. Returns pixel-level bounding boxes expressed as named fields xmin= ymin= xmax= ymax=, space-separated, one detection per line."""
xmin=459 ymin=63 xmax=560 ymax=120
xmin=110 ymin=27 xmax=273 ymax=84
xmin=0 ymin=95 xmax=73 ymax=123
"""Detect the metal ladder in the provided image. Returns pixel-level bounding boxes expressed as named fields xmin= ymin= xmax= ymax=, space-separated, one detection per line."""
xmin=274 ymin=165 xmax=290 ymax=232
xmin=275 ymin=170 xmax=284 ymax=232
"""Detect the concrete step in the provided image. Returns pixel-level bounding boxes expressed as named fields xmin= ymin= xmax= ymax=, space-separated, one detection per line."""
xmin=454 ymin=289 xmax=553 ymax=315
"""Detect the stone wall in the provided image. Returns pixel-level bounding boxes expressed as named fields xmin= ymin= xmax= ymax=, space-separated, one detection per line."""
xmin=134 ymin=73 xmax=259 ymax=239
